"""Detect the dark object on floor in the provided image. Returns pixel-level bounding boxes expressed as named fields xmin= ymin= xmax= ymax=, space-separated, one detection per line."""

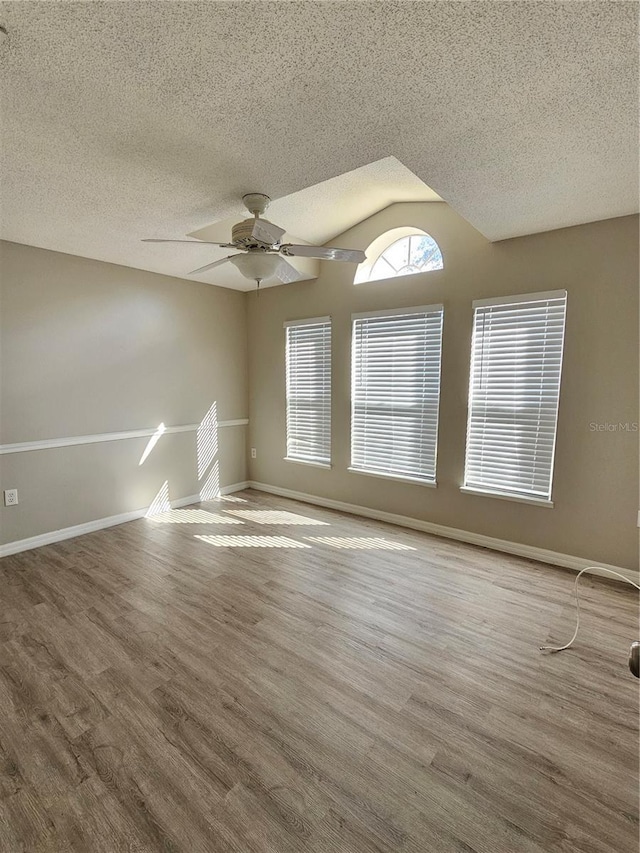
xmin=629 ymin=642 xmax=640 ymax=678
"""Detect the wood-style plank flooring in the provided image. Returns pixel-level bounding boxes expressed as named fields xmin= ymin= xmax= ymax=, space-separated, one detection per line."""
xmin=1 ymin=489 xmax=638 ymax=852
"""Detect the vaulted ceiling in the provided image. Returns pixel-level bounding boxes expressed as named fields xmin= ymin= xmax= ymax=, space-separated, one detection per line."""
xmin=0 ymin=1 xmax=637 ymax=291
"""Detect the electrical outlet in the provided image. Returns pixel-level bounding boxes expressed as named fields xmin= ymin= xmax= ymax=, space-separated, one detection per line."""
xmin=251 ymin=448 xmax=257 ymax=459
xmin=4 ymin=489 xmax=18 ymax=506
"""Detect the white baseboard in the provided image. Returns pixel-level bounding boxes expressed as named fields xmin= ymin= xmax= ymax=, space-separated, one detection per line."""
xmin=0 ymin=481 xmax=250 ymax=558
xmin=3 ymin=478 xmax=636 ymax=585
xmin=248 ymin=481 xmax=639 ymax=583
xmin=219 ymin=480 xmax=250 ymax=496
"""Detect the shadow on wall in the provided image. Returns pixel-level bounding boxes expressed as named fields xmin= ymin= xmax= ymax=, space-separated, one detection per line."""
xmin=197 ymin=402 xmax=218 ymax=478
xmin=140 ymin=405 xmax=414 ymax=552
xmin=146 ymin=480 xmax=171 ymax=516
xmin=145 ymin=402 xmax=222 ymax=518
xmin=197 ymin=402 xmax=221 ymax=500
xmin=139 ymin=423 xmax=166 ymax=466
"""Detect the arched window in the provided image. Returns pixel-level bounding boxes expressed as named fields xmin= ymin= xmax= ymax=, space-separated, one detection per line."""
xmin=354 ymin=227 xmax=443 ymax=284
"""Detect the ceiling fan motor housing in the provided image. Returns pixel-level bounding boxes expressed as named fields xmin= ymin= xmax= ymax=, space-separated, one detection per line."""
xmin=232 ymin=218 xmax=277 ymax=249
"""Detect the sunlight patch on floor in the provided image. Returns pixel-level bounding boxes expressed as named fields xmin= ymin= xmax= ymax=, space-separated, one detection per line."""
xmin=305 ymin=536 xmax=415 ymax=550
xmin=212 ymin=494 xmax=247 ymax=503
xmin=223 ymin=510 xmax=329 ymax=525
xmin=195 ymin=535 xmax=311 ymax=548
xmin=149 ymin=509 xmax=243 ymax=525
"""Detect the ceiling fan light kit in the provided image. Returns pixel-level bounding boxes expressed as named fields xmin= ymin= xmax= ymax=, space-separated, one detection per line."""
xmin=229 ymin=251 xmax=282 ymax=282
xmin=143 ymin=193 xmax=367 ymax=287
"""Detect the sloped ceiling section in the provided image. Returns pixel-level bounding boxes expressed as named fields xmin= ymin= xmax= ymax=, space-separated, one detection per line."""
xmin=186 ymin=157 xmax=441 ymax=289
xmin=0 ymin=1 xmax=637 ymax=291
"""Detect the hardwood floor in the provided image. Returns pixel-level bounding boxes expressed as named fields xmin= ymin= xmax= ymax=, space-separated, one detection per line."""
xmin=1 ymin=489 xmax=638 ymax=852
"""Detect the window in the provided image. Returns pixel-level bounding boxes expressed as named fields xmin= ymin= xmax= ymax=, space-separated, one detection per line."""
xmin=350 ymin=305 xmax=444 ymax=484
xmin=285 ymin=317 xmax=331 ymax=467
xmin=354 ymin=229 xmax=443 ymax=284
xmin=463 ymin=290 xmax=567 ymax=505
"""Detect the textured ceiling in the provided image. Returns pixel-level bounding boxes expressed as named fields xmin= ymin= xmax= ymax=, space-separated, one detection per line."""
xmin=0 ymin=1 xmax=637 ymax=291
xmin=191 ymin=157 xmax=441 ymax=246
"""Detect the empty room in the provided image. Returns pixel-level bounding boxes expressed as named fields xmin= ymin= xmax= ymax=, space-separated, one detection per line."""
xmin=0 ymin=2 xmax=638 ymax=852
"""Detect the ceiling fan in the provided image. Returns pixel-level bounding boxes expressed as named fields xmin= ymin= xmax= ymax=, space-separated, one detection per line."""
xmin=142 ymin=193 xmax=367 ymax=287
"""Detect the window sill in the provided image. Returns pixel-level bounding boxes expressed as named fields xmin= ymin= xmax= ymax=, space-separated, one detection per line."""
xmin=284 ymin=457 xmax=331 ymax=470
xmin=348 ymin=467 xmax=437 ymax=488
xmin=460 ymin=486 xmax=553 ymax=508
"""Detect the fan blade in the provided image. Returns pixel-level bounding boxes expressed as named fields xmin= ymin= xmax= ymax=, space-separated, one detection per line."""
xmin=280 ymin=244 xmax=366 ymax=263
xmin=188 ymin=255 xmax=240 ymax=276
xmin=143 ymin=239 xmax=235 ymax=247
xmin=250 ymin=219 xmax=286 ymax=245
xmin=275 ymin=257 xmax=304 ymax=284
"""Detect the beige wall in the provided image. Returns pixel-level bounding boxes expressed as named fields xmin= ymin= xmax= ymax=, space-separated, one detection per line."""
xmin=3 ymin=208 xmax=638 ymax=568
xmin=0 ymin=241 xmax=248 ymax=545
xmin=247 ymin=204 xmax=639 ymax=571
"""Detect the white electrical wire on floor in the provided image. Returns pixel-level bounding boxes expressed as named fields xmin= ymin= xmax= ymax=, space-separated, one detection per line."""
xmin=540 ymin=566 xmax=640 ymax=653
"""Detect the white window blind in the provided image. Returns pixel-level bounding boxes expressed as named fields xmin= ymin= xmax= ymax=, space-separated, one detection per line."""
xmin=351 ymin=305 xmax=444 ymax=484
xmin=463 ymin=290 xmax=567 ymax=503
xmin=285 ymin=317 xmax=331 ymax=466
